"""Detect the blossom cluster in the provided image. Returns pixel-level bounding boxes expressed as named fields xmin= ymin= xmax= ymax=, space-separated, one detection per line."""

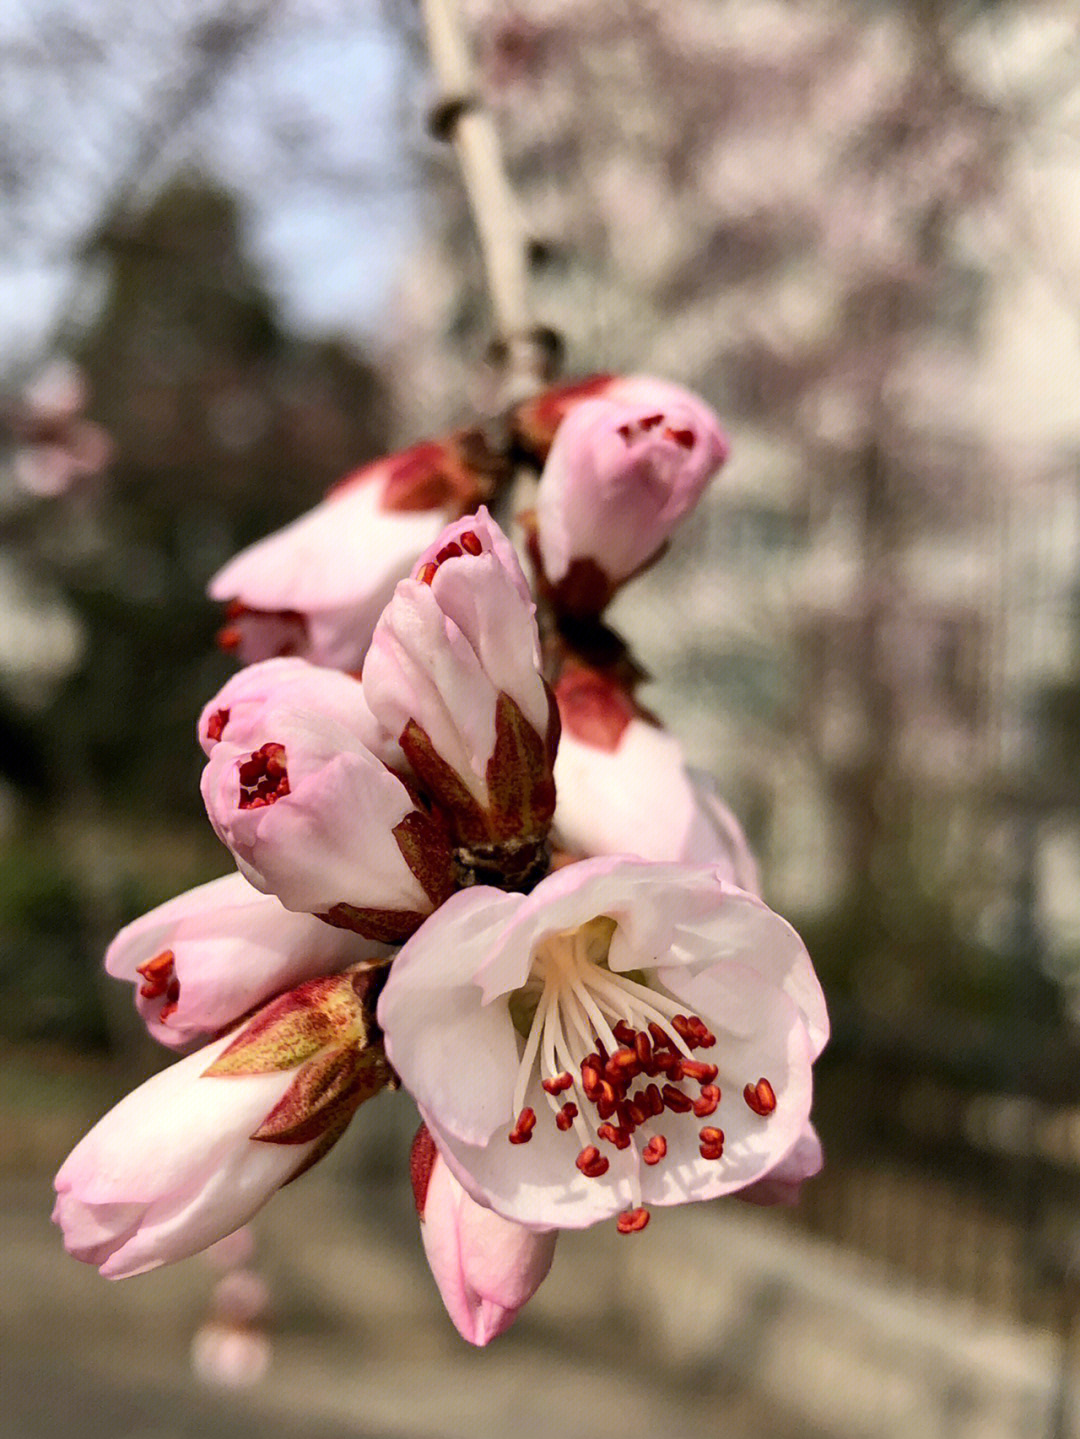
xmin=53 ymin=375 xmax=827 ymax=1346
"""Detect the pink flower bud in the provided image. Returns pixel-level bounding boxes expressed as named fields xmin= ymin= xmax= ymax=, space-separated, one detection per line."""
xmin=534 ymin=378 xmax=728 ymax=614
xmin=410 ymin=1125 xmax=556 ymax=1346
xmin=106 ymin=871 xmax=381 ymax=1049
xmin=209 ymin=436 xmax=495 ymax=671
xmin=200 ymin=660 xmax=455 ymax=942
xmin=363 ymin=509 xmax=558 ymax=875
xmin=53 ymin=969 xmax=390 ymax=1278
xmin=552 ymin=666 xmax=759 ymax=890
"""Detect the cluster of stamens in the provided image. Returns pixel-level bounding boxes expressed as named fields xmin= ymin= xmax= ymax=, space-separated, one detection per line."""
xmin=237 ymin=742 xmax=290 ymax=809
xmin=417 ymin=528 xmax=484 ymax=586
xmin=503 ymin=918 xmax=779 ymax=1236
xmin=615 ymin=411 xmax=695 ymax=450
xmin=216 ymin=600 xmax=307 ymax=656
xmin=135 ymin=949 xmax=180 ymax=1023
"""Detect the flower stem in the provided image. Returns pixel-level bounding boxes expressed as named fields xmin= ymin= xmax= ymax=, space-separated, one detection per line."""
xmin=420 ymin=0 xmax=559 ymax=407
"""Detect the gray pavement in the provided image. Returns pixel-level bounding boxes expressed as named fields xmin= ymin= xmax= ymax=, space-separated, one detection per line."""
xmin=0 ymin=1169 xmax=828 ymax=1439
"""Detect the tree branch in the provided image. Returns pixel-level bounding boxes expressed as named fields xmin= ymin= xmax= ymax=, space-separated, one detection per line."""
xmin=421 ymin=0 xmax=559 ymax=406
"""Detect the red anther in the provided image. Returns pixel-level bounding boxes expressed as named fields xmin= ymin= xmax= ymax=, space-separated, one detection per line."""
xmin=700 ymin=1142 xmax=724 ymax=1161
xmin=645 ymin=1083 xmax=664 ymax=1116
xmin=581 ymin=1063 xmax=601 ymax=1100
xmin=605 ymin=1049 xmax=639 ymax=1084
xmin=135 ymin=949 xmax=175 ymax=999
xmin=417 ymin=562 xmax=438 ymax=585
xmin=616 ymin=1207 xmax=651 ymax=1234
xmin=642 ymin=1135 xmax=667 ymax=1166
xmin=205 ymin=708 xmax=230 ymax=742
xmin=576 ymin=1146 xmax=610 ymax=1178
xmin=555 ymin=1104 xmax=578 ymax=1132
xmin=508 ymin=1107 xmax=537 ymax=1144
xmin=616 ymin=423 xmax=633 ymax=441
xmin=225 ymin=600 xmax=248 ymax=620
xmin=613 ymin=1020 xmax=636 ymax=1046
xmin=624 ymin=1099 xmax=648 ymax=1128
xmin=648 ymin=1021 xmax=673 ymax=1050
xmin=665 ymin=426 xmax=695 ymax=448
xmin=699 ymin=1126 xmax=724 ymax=1147
xmin=680 ymin=1059 xmax=719 ymax=1084
xmin=435 ymin=542 xmax=463 ymax=563
xmin=639 ymin=413 xmax=664 ymax=430
xmin=635 ymin=1032 xmax=652 ymax=1066
xmin=542 ymin=1071 xmax=574 ymax=1095
xmin=596 ymin=1122 xmax=621 ymax=1148
xmin=689 ymin=1016 xmax=716 ymax=1045
xmin=744 ymin=1078 xmax=777 ymax=1116
xmin=662 ymin=1084 xmax=693 ymax=1114
xmin=693 ymin=1084 xmax=721 ymax=1118
xmin=459 ymin=530 xmax=483 ymax=556
xmin=671 ymin=1015 xmax=701 ymax=1049
xmin=158 ymin=1001 xmax=179 ymax=1023
xmin=216 ymin=626 xmax=241 ymax=652
xmin=238 ymin=743 xmax=290 ymax=810
xmin=596 ymin=1085 xmax=617 ymax=1121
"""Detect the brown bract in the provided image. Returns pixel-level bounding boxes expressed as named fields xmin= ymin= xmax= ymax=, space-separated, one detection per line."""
xmin=511 ymin=374 xmax=615 ymax=461
xmin=202 ymin=965 xmax=393 ymax=1181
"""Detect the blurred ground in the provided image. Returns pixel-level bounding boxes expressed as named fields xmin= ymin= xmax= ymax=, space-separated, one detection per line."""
xmin=3 ymin=1045 xmax=1072 ymax=1439
xmin=0 ymin=1049 xmax=833 ymax=1439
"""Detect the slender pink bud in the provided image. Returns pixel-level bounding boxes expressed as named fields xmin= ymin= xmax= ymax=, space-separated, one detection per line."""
xmin=410 ymin=1126 xmax=556 ymax=1346
xmin=53 ymin=969 xmax=390 ymax=1278
xmin=364 ymin=509 xmax=558 ymax=882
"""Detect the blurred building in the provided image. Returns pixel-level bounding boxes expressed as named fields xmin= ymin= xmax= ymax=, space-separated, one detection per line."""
xmin=389 ymin=0 xmax=1080 ymax=1007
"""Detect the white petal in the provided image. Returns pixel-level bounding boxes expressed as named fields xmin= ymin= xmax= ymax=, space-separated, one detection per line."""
xmin=379 ymin=889 xmax=526 ymax=1145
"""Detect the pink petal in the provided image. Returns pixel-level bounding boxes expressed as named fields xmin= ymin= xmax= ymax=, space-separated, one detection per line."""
xmin=378 ymin=889 xmax=525 ymax=1146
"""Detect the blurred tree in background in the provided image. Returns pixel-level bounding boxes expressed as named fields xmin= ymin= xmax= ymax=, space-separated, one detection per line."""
xmin=0 ymin=173 xmax=389 ymax=1046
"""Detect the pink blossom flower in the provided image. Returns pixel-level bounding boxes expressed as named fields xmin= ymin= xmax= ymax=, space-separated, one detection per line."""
xmin=8 ymin=359 xmax=113 ymax=498
xmin=106 ymin=871 xmax=379 ymax=1050
xmin=363 ymin=509 xmax=558 ymax=872
xmin=209 ymin=437 xmax=492 ymax=670
xmin=551 ymin=666 xmax=759 ymax=889
xmin=530 ymin=377 xmax=728 ymax=614
xmin=379 ymin=857 xmax=826 ymax=1232
xmin=53 ymin=968 xmax=389 ymax=1278
xmin=410 ymin=1124 xmax=556 ymax=1346
xmin=200 ymin=659 xmax=455 ymax=942
xmin=737 ymin=1124 xmax=823 ymax=1207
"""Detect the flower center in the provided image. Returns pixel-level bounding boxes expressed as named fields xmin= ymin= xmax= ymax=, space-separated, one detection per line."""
xmin=237 ymin=743 xmax=290 ymax=809
xmin=506 ymin=916 xmax=729 ymax=1233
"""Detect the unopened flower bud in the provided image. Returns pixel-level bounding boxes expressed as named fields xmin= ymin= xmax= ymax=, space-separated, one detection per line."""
xmin=364 ymin=509 xmax=558 ymax=885
xmin=552 ymin=665 xmax=759 ymax=889
xmin=533 ymin=378 xmax=728 ymax=615
xmin=410 ymin=1125 xmax=556 ymax=1346
xmin=53 ymin=967 xmax=391 ymax=1278
xmin=106 ymin=870 xmax=383 ymax=1050
xmin=209 ymin=433 xmax=503 ymax=671
xmin=200 ymin=660 xmax=455 ymax=942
